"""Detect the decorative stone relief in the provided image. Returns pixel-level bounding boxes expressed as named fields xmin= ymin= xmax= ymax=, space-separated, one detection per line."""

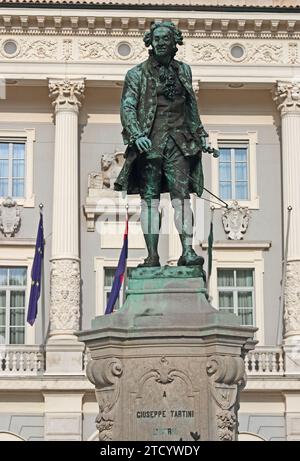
xmin=22 ymin=40 xmax=57 ymax=59
xmin=191 ymin=41 xmax=283 ymax=64
xmin=0 ymin=197 xmax=21 ymax=237
xmin=206 ymin=355 xmax=246 ymax=441
xmin=274 ymin=80 xmax=300 ymax=114
xmin=88 ymin=152 xmax=125 ymax=195
xmin=0 ymin=33 xmax=295 ymax=66
xmin=216 ymin=410 xmax=237 ymax=441
xmin=84 ymin=151 xmax=127 ymax=231
xmin=288 ymin=42 xmax=298 ymax=64
xmin=79 ymin=39 xmax=147 ymax=61
xmin=0 ymin=38 xmax=58 ymax=60
xmin=86 ymin=358 xmax=123 ymax=441
xmin=63 ymin=39 xmax=73 ymax=61
xmin=49 ymin=79 xmax=85 ymax=112
xmin=284 ymin=261 xmax=300 ymax=335
xmin=78 ymin=38 xmax=185 ymax=62
xmin=50 ymin=259 xmax=80 ymax=332
xmin=222 ymin=200 xmax=250 ymax=240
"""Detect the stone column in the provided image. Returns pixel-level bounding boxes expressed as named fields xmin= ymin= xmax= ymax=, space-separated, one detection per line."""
xmin=274 ymin=81 xmax=300 ymax=373
xmin=46 ymin=79 xmax=85 ymax=374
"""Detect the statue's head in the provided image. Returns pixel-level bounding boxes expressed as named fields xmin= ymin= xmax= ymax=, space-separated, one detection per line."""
xmin=143 ymin=22 xmax=183 ymax=59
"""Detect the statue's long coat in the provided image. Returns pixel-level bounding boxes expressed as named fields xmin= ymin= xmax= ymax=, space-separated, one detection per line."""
xmin=114 ymin=58 xmax=207 ymax=197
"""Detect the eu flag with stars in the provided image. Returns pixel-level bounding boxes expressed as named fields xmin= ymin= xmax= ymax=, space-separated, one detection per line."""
xmin=105 ymin=217 xmax=128 ymax=315
xmin=27 ymin=212 xmax=44 ymax=326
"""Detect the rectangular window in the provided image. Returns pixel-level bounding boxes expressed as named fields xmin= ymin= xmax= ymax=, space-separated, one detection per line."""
xmin=217 ymin=268 xmax=254 ymax=326
xmin=0 ymin=141 xmax=25 ymax=198
xmin=104 ymin=267 xmax=132 ymax=312
xmin=219 ymin=145 xmax=249 ymax=201
xmin=0 ymin=267 xmax=27 ymax=344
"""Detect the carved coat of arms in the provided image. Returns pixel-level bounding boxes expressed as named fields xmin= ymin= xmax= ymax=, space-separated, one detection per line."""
xmin=222 ymin=201 xmax=250 ymax=240
xmin=0 ymin=197 xmax=21 ymax=237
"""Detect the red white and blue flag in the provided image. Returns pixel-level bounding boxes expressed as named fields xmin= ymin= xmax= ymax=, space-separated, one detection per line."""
xmin=105 ymin=214 xmax=128 ymax=314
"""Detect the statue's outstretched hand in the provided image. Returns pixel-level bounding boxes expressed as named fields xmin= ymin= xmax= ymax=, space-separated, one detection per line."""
xmin=200 ymin=136 xmax=219 ymax=158
xmin=135 ymin=136 xmax=152 ymax=153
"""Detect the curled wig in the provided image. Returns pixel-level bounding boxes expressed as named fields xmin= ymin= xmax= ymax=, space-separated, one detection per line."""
xmin=143 ymin=21 xmax=184 ymax=54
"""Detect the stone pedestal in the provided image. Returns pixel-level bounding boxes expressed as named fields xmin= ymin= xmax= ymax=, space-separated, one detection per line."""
xmin=79 ymin=266 xmax=255 ymax=441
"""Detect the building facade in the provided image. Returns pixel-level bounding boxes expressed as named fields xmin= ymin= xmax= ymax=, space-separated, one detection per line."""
xmin=0 ymin=0 xmax=300 ymax=441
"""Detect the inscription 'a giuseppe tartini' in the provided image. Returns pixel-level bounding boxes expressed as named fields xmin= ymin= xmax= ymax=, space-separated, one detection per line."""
xmin=137 ymin=410 xmax=194 ymax=418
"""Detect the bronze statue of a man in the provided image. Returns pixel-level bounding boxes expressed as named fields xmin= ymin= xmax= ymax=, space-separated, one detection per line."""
xmin=115 ymin=22 xmax=210 ymax=267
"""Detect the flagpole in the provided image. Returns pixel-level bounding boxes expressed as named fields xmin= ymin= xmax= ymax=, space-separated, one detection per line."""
xmin=277 ymin=205 xmax=292 ymax=345
xmin=39 ymin=203 xmax=46 ymax=344
xmin=122 ymin=204 xmax=129 ymax=307
xmin=207 ymin=205 xmax=214 ymax=300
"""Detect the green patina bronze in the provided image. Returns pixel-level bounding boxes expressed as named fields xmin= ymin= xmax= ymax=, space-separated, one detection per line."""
xmin=115 ymin=22 xmax=213 ymax=268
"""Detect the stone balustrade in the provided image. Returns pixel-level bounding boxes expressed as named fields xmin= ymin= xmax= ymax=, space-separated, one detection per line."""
xmin=0 ymin=345 xmax=45 ymax=375
xmin=0 ymin=345 xmax=285 ymax=376
xmin=245 ymin=346 xmax=285 ymax=376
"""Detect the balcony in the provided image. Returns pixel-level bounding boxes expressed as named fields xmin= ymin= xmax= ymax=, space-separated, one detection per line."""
xmin=0 ymin=345 xmax=45 ymax=375
xmin=245 ymin=346 xmax=285 ymax=376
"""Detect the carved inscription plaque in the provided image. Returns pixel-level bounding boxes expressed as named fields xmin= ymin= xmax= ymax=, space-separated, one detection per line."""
xmin=131 ymin=358 xmax=200 ymax=441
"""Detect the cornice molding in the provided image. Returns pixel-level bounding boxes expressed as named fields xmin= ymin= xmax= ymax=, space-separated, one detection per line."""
xmin=0 ymin=15 xmax=299 ymax=39
xmin=0 ymin=0 xmax=299 ymax=8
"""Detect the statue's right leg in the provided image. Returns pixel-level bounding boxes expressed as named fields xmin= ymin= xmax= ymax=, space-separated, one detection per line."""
xmin=139 ymin=198 xmax=161 ymax=267
xmin=138 ymin=158 xmax=162 ymax=267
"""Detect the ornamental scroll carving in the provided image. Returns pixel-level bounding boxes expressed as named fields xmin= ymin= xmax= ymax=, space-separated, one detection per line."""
xmin=22 ymin=40 xmax=57 ymax=59
xmin=49 ymin=79 xmax=85 ymax=112
xmin=0 ymin=197 xmax=21 ymax=237
xmin=284 ymin=261 xmax=300 ymax=335
xmin=137 ymin=356 xmax=193 ymax=389
xmin=0 ymin=38 xmax=58 ymax=60
xmin=50 ymin=259 xmax=80 ymax=332
xmin=79 ymin=39 xmax=147 ymax=61
xmin=86 ymin=358 xmax=123 ymax=441
xmin=207 ymin=355 xmax=246 ymax=441
xmin=78 ymin=38 xmax=185 ymax=62
xmin=191 ymin=42 xmax=283 ymax=64
xmin=274 ymin=80 xmax=300 ymax=114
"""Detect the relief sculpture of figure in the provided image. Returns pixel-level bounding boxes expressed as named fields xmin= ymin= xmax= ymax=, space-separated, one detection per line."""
xmin=115 ymin=21 xmax=217 ymax=267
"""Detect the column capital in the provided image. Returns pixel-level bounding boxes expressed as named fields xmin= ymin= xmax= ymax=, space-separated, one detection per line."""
xmin=274 ymin=80 xmax=300 ymax=115
xmin=49 ymin=78 xmax=85 ymax=113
